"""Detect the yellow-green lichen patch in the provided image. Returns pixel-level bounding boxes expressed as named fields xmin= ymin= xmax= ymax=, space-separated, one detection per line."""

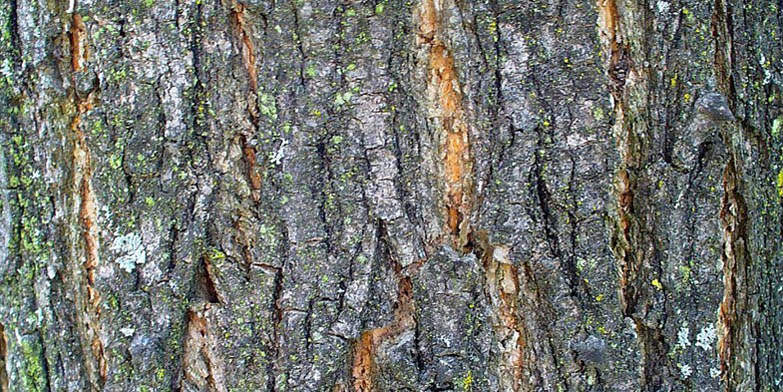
xmin=776 ymin=169 xmax=783 ymax=198
xmin=20 ymin=338 xmax=47 ymax=392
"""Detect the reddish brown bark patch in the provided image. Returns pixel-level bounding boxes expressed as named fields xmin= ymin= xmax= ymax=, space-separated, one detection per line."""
xmin=240 ymin=135 xmax=262 ymax=202
xmin=69 ymin=13 xmax=88 ymax=72
xmin=228 ymin=2 xmax=258 ymax=91
xmin=352 ymin=276 xmax=414 ymax=391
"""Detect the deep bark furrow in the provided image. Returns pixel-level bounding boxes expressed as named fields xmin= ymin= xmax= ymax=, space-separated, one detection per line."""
xmin=67 ymin=16 xmax=106 ymax=387
xmin=599 ymin=0 xmax=675 ymax=389
xmin=0 ymin=323 xmax=7 ymax=392
xmin=0 ymin=0 xmax=780 ymax=390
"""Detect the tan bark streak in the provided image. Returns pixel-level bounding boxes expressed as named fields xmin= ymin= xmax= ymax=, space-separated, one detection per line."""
xmin=416 ymin=0 xmax=473 ymax=250
xmin=226 ymin=1 xmax=262 ymax=204
xmin=352 ymin=275 xmax=414 ymax=392
xmin=69 ymin=13 xmax=88 ymax=72
xmin=70 ymin=91 xmax=107 ymax=388
xmin=181 ymin=305 xmax=228 ymax=392
xmin=483 ymin=242 xmax=525 ymax=392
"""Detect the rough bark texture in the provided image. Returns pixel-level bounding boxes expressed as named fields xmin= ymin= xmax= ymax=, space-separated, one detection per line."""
xmin=0 ymin=0 xmax=781 ymax=391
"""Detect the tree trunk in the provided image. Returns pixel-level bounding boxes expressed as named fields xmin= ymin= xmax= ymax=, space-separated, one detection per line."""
xmin=1 ymin=0 xmax=781 ymax=391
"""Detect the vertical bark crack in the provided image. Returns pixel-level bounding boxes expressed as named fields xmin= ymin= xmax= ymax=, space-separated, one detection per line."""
xmin=598 ymin=0 xmax=672 ymax=389
xmin=599 ymin=0 xmax=637 ymax=324
xmin=70 ymin=83 xmax=106 ymax=389
xmin=67 ymin=9 xmax=105 ymax=382
xmin=711 ymin=1 xmax=754 ymax=388
xmin=226 ymin=1 xmax=257 ymax=91
xmin=717 ymin=154 xmax=751 ymax=390
xmin=225 ymin=1 xmax=265 ymax=205
xmin=240 ymin=134 xmax=262 ymax=203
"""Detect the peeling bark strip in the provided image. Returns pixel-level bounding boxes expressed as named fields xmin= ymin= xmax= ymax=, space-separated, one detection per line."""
xmin=352 ymin=274 xmax=414 ymax=391
xmin=70 ymin=91 xmax=107 ymax=389
xmin=415 ymin=0 xmax=473 ymax=249
xmin=225 ymin=0 xmax=262 ymax=202
xmin=67 ymin=9 xmax=106 ymax=386
xmin=240 ymin=135 xmax=262 ymax=202
xmin=597 ymin=0 xmax=630 ymax=104
xmin=69 ymin=13 xmax=88 ymax=72
xmin=0 ymin=323 xmax=7 ymax=392
xmin=711 ymin=1 xmax=754 ymax=388
xmin=717 ymin=158 xmax=750 ymax=389
xmin=598 ymin=1 xmax=672 ymax=390
xmin=181 ymin=304 xmax=228 ymax=392
xmin=598 ymin=0 xmax=638 ymax=321
xmin=226 ymin=1 xmax=257 ymax=91
xmin=481 ymin=242 xmax=525 ymax=392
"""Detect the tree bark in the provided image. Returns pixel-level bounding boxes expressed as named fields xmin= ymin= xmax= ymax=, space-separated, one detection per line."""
xmin=0 ymin=0 xmax=781 ymax=391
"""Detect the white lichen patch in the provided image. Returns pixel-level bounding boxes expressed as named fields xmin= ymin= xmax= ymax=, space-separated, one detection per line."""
xmin=111 ymin=232 xmax=146 ymax=273
xmin=677 ymin=325 xmax=691 ymax=348
xmin=678 ymin=363 xmax=692 ymax=379
xmin=696 ymin=324 xmax=717 ymax=351
xmin=710 ymin=367 xmax=721 ymax=378
xmin=656 ymin=0 xmax=670 ymax=13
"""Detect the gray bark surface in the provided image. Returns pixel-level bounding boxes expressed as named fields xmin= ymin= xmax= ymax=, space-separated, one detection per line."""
xmin=0 ymin=0 xmax=781 ymax=391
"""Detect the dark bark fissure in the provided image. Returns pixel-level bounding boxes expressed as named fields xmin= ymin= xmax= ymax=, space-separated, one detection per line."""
xmin=7 ymin=0 xmax=21 ymax=65
xmin=1 ymin=0 xmax=780 ymax=390
xmin=289 ymin=0 xmax=307 ymax=88
xmin=266 ymin=262 xmax=284 ymax=392
xmin=0 ymin=323 xmax=7 ymax=392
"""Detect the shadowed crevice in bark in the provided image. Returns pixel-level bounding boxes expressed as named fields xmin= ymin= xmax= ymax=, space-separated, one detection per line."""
xmin=0 ymin=323 xmax=7 ymax=392
xmin=178 ymin=251 xmax=229 ymax=391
